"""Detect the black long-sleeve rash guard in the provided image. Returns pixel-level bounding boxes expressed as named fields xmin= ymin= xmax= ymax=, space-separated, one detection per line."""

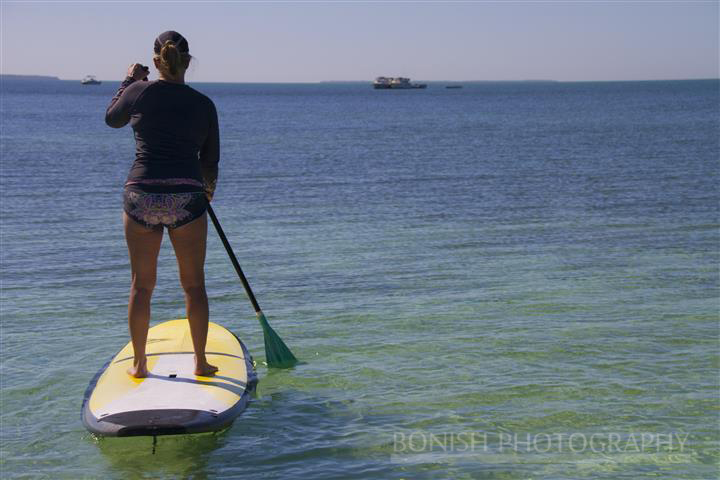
xmin=105 ymin=77 xmax=219 ymax=194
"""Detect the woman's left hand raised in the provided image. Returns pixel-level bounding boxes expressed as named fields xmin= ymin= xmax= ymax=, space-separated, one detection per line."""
xmin=127 ymin=63 xmax=150 ymax=82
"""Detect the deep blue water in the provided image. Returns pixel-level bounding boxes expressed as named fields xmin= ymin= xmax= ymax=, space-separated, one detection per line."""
xmin=1 ymin=78 xmax=718 ymax=478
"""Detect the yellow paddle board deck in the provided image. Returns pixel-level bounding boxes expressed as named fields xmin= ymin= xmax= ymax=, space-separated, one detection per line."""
xmin=82 ymin=319 xmax=257 ymax=436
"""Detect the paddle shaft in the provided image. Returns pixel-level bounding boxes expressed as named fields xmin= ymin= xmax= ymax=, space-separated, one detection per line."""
xmin=206 ymin=204 xmax=262 ymax=314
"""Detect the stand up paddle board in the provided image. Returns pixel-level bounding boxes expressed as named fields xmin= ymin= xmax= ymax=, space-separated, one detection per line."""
xmin=82 ymin=319 xmax=257 ymax=437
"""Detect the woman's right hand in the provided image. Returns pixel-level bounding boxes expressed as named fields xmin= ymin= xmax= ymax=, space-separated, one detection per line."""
xmin=127 ymin=63 xmax=150 ymax=81
xmin=204 ymin=178 xmax=216 ymax=203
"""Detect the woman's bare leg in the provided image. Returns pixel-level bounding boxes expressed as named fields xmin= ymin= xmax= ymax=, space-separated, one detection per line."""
xmin=168 ymin=212 xmax=218 ymax=376
xmin=124 ymin=213 xmax=163 ymax=378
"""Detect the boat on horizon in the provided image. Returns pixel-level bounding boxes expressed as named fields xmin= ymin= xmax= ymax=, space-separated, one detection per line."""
xmin=373 ymin=77 xmax=426 ymax=89
xmin=81 ymin=75 xmax=101 ymax=85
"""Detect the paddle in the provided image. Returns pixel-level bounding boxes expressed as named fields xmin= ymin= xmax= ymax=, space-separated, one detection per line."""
xmin=207 ymin=204 xmax=298 ymax=368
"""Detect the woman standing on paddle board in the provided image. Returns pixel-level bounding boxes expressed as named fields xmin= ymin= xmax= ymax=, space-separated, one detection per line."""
xmin=105 ymin=31 xmax=220 ymax=378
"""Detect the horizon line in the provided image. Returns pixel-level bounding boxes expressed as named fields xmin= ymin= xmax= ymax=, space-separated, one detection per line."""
xmin=2 ymin=74 xmax=719 ymax=84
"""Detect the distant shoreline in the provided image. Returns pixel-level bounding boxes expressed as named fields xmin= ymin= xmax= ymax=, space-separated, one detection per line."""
xmin=1 ymin=74 xmax=60 ymax=81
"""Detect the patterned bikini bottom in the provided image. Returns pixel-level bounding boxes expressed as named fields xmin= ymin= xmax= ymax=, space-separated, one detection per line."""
xmin=123 ymin=190 xmax=208 ymax=229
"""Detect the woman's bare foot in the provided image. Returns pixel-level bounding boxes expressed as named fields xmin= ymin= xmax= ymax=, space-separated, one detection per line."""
xmin=127 ymin=357 xmax=148 ymax=378
xmin=194 ymin=355 xmax=218 ymax=376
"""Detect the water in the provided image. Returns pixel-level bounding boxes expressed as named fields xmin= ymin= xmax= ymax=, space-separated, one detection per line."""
xmin=1 ymin=78 xmax=718 ymax=479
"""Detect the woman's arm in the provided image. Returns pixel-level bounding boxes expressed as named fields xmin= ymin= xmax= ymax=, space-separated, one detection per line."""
xmin=200 ymin=99 xmax=220 ymax=201
xmin=105 ymin=64 xmax=149 ymax=128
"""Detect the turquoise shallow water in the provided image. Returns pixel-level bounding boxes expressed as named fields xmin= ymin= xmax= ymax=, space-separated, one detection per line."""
xmin=1 ymin=79 xmax=718 ymax=478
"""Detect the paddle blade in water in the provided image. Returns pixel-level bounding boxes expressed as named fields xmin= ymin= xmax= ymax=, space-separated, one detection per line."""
xmin=257 ymin=311 xmax=298 ymax=368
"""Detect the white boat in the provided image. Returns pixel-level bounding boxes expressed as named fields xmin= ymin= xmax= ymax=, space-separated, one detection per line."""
xmin=373 ymin=76 xmax=426 ymax=89
xmin=81 ymin=75 xmax=101 ymax=85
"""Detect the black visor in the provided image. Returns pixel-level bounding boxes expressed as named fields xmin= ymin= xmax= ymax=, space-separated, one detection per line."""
xmin=154 ymin=30 xmax=189 ymax=54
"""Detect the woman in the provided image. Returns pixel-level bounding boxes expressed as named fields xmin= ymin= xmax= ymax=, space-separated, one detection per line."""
xmin=105 ymin=31 xmax=220 ymax=378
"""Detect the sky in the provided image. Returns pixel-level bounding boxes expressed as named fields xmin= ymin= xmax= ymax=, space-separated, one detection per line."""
xmin=1 ymin=1 xmax=718 ymax=82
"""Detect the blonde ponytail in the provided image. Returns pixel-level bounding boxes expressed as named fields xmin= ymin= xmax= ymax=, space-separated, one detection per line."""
xmin=155 ymin=40 xmax=191 ymax=77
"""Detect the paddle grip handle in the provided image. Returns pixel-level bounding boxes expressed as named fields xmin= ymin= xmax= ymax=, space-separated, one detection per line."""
xmin=207 ymin=204 xmax=262 ymax=314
